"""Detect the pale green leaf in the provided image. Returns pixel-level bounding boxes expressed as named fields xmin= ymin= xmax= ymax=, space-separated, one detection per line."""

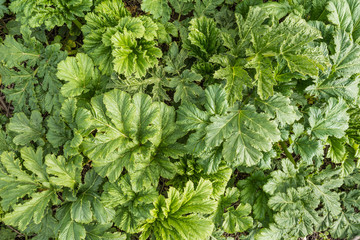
xmin=214 ymin=65 xmax=252 ymax=105
xmin=293 ymin=136 xmax=322 ymax=164
xmin=0 ymin=36 xmax=40 ymax=67
xmin=187 ymin=16 xmax=221 ymax=59
xmin=256 ymin=94 xmax=299 ymax=126
xmin=45 ymin=155 xmax=81 ymax=189
xmin=3 ymin=190 xmax=56 ymax=231
xmin=331 ymin=29 xmax=360 ymax=78
xmin=246 ymin=55 xmax=275 ymax=100
xmin=57 ymin=53 xmax=100 ymax=97
xmin=327 ymin=137 xmax=347 ymax=163
xmin=8 ymin=111 xmax=45 ymax=146
xmin=112 ymin=31 xmax=162 ymax=78
xmin=327 ymin=0 xmax=360 ymax=42
xmin=222 ymin=204 xmax=253 ymax=233
xmin=309 ymin=98 xmax=349 ymax=139
xmin=140 ymin=179 xmax=217 ymax=240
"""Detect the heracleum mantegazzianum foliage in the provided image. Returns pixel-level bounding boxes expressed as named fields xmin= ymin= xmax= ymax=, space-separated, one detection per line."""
xmin=0 ymin=0 xmax=360 ymax=239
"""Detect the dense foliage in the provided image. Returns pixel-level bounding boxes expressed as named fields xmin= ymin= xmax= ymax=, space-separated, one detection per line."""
xmin=0 ymin=0 xmax=360 ymax=239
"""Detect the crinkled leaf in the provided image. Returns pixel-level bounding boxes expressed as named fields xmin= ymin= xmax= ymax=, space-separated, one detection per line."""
xmin=309 ymin=98 xmax=349 ymax=139
xmin=57 ymin=53 xmax=100 ymax=97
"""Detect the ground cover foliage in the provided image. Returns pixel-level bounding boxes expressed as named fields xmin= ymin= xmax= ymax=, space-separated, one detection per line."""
xmin=0 ymin=0 xmax=360 ymax=239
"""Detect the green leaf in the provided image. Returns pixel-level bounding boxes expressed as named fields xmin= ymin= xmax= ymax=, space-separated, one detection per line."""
xmin=57 ymin=53 xmax=100 ymax=98
xmin=168 ymin=70 xmax=203 ymax=103
xmin=7 ymin=111 xmax=45 ymax=146
xmin=0 ymin=34 xmax=67 ymax=114
xmin=330 ymin=211 xmax=360 ymax=238
xmin=222 ymin=204 xmax=253 ymax=233
xmin=83 ymin=90 xmax=182 ymax=185
xmin=307 ymin=178 xmax=343 ymax=216
xmin=330 ymin=29 xmax=360 ymax=78
xmin=0 ymin=0 xmax=8 ymax=18
xmin=246 ymin=55 xmax=275 ymax=100
xmin=140 ymin=179 xmax=217 ymax=240
xmin=327 ymin=137 xmax=347 ymax=163
xmin=169 ymin=0 xmax=194 ymax=15
xmin=101 ymin=174 xmax=157 ymax=233
xmin=235 ymin=8 xmax=269 ymax=51
xmin=45 ymin=154 xmax=82 ymax=189
xmin=85 ymin=224 xmax=126 ymax=240
xmin=3 ymin=190 xmax=56 ymax=231
xmin=164 ymin=42 xmax=188 ymax=74
xmin=9 ymin=0 xmax=93 ymax=29
xmin=238 ymin=171 xmax=273 ymax=223
xmin=177 ymin=102 xmax=210 ymax=132
xmin=327 ymin=0 xmax=360 ymax=42
xmin=0 ymin=35 xmax=40 ymax=67
xmin=306 ymin=76 xmax=360 ymax=101
xmin=204 ymin=84 xmax=228 ymax=115
xmin=20 ymin=147 xmax=48 ymax=183
xmin=255 ymin=94 xmax=299 ymax=126
xmin=187 ymin=16 xmax=221 ymax=60
xmin=0 ymin=65 xmax=36 ymax=113
xmin=82 ymin=0 xmax=130 ymax=75
xmin=141 ymin=0 xmax=171 ymax=23
xmin=255 ymin=224 xmax=283 ymax=240
xmin=194 ymin=0 xmax=224 ymax=17
xmin=71 ymin=170 xmax=113 ymax=224
xmin=56 ymin=204 xmax=86 ymax=240
xmin=309 ymin=98 xmax=349 ymax=139
xmin=207 ymin=107 xmax=281 ymax=167
xmin=213 ymin=188 xmax=240 ymax=225
xmin=293 ymin=136 xmax=322 ymax=164
xmin=268 ymin=187 xmax=321 ymax=237
xmin=213 ymin=64 xmax=252 ymax=105
xmin=0 ymin=151 xmax=40 ymax=210
xmin=112 ymin=31 xmax=162 ymax=78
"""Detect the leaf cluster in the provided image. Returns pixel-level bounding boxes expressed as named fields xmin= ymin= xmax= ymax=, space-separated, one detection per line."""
xmin=0 ymin=0 xmax=360 ymax=239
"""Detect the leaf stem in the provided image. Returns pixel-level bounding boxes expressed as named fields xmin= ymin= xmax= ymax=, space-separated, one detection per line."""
xmin=178 ymin=13 xmax=182 ymax=21
xmin=32 ymin=67 xmax=39 ymax=77
xmin=239 ymin=89 xmax=254 ymax=109
xmin=73 ymin=19 xmax=83 ymax=30
xmin=279 ymin=141 xmax=296 ymax=166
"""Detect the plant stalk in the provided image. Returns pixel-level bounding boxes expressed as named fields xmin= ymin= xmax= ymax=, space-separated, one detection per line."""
xmin=279 ymin=141 xmax=296 ymax=166
xmin=73 ymin=19 xmax=83 ymax=29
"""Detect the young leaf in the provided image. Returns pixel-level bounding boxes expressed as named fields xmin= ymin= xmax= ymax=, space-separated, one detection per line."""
xmin=83 ymin=90 xmax=183 ymax=186
xmin=186 ymin=16 xmax=221 ymax=60
xmin=140 ymin=179 xmax=217 ymax=240
xmin=57 ymin=53 xmax=101 ymax=98
xmin=213 ymin=63 xmax=252 ymax=105
xmin=101 ymin=174 xmax=157 ymax=233
xmin=9 ymin=0 xmax=93 ymax=29
xmin=112 ymin=31 xmax=162 ymax=78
